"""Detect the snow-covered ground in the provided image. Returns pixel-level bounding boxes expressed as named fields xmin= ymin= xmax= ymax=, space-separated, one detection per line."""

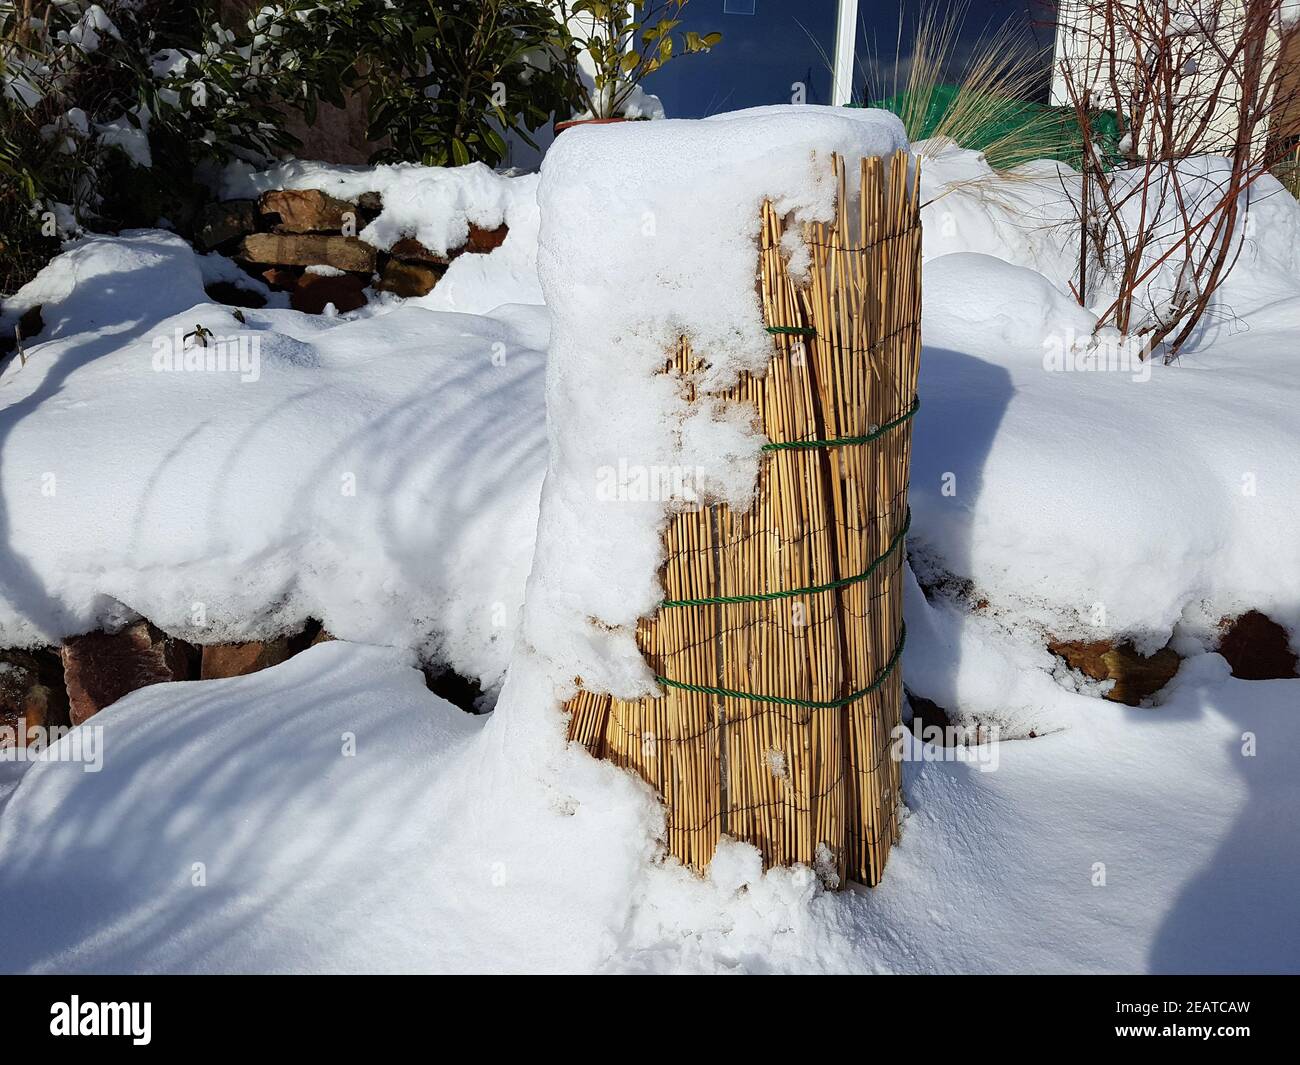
xmin=1 ymin=639 xmax=1293 ymax=973
xmin=1 ymin=112 xmax=1298 ymax=973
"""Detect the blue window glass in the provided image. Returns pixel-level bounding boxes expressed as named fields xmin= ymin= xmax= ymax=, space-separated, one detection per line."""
xmin=642 ymin=1 xmax=841 ymax=118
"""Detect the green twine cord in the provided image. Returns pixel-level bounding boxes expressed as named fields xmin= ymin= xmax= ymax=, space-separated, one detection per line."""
xmin=760 ymin=321 xmax=919 ymax=450
xmin=763 ymin=396 xmax=919 ymax=451
xmin=655 ymin=624 xmax=906 ymax=709
xmin=648 ymin=324 xmax=917 ymax=709
xmin=661 ymin=508 xmax=910 ymax=608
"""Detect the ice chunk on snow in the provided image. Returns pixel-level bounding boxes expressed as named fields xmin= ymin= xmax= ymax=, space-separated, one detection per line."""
xmin=707 ymin=838 xmax=764 ymax=896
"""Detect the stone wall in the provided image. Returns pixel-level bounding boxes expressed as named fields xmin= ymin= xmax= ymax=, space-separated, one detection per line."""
xmin=195 ymin=187 xmax=508 ymax=312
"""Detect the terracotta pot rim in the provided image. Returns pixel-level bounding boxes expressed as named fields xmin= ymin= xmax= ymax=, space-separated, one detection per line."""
xmin=554 ymin=116 xmax=631 ymax=133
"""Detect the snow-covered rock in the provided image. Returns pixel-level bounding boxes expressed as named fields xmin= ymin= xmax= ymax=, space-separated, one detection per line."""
xmin=0 ymin=231 xmax=546 ymax=695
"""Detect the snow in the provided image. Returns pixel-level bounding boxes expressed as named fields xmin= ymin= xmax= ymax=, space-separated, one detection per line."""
xmin=857 ymin=653 xmax=1300 ymax=974
xmin=62 ymin=4 xmax=120 ymax=54
xmin=918 ymin=142 xmax=1300 ymax=316
xmin=94 ymin=109 xmax=152 ymax=167
xmin=915 ymin=261 xmax=1300 ymax=664
xmin=1 ymin=635 xmax=1294 ymax=973
xmin=3 ymin=133 xmax=1297 ymax=694
xmin=1 ymin=109 xmax=1299 ymax=973
xmin=0 ymin=640 xmax=663 ymax=973
xmin=922 ymin=251 xmax=1098 ymax=350
xmin=5 ymin=138 xmax=1291 ymax=714
xmin=149 ymin=48 xmax=195 ymax=80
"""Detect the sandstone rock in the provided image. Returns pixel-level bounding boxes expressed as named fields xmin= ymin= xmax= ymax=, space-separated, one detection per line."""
xmin=195 ymin=199 xmax=257 ymax=250
xmin=259 ymin=188 xmax=357 ymax=233
xmin=1049 ymin=639 xmax=1112 ymax=681
xmin=240 ymin=233 xmax=376 ymax=273
xmin=1217 ymin=610 xmax=1299 ymax=679
xmin=61 ymin=622 xmax=196 ymax=726
xmin=292 ymin=272 xmax=369 ymax=314
xmin=0 ymin=648 xmax=69 ymax=746
xmin=383 ymin=223 xmax=506 ymax=267
xmin=1048 ymin=637 xmax=1181 ymax=705
xmin=377 ymin=258 xmax=440 ymax=297
xmin=201 ymin=638 xmax=294 ymax=680
xmin=388 ymin=237 xmax=451 ymax=265
xmin=356 ymin=190 xmax=383 ymax=216
xmin=465 ymin=222 xmax=508 ymax=254
xmin=260 ymin=266 xmax=303 ymax=290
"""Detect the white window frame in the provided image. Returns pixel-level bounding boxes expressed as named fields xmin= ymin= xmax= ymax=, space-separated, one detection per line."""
xmin=832 ymin=0 xmax=861 ymax=106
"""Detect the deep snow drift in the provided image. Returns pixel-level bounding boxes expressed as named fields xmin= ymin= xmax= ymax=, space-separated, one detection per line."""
xmin=1 ymin=108 xmax=1299 ymax=973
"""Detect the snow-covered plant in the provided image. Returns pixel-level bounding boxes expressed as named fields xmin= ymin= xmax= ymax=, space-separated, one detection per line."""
xmin=256 ymin=0 xmax=579 ymax=167
xmin=0 ymin=41 xmax=33 ymax=193
xmin=0 ymin=1 xmax=292 ymax=244
xmin=551 ymin=0 xmax=721 ymax=120
xmin=0 ymin=38 xmax=56 ymax=294
xmin=1056 ymin=0 xmax=1300 ymax=359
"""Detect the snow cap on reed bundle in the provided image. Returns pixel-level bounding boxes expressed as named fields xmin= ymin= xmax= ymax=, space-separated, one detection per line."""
xmin=523 ymin=106 xmax=910 ymax=703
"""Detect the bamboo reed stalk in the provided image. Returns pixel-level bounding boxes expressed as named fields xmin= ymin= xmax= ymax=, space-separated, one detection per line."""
xmin=566 ymin=150 xmax=922 ymax=886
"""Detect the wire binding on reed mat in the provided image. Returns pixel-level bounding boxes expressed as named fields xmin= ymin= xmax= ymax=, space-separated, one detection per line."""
xmin=655 ymin=624 xmax=906 ymax=709
xmin=661 ymin=508 xmax=911 ymax=608
xmin=762 ymin=396 xmax=919 ymax=451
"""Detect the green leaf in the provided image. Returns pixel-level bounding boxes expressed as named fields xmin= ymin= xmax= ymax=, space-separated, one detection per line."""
xmin=482 ymin=126 xmax=508 ymax=159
